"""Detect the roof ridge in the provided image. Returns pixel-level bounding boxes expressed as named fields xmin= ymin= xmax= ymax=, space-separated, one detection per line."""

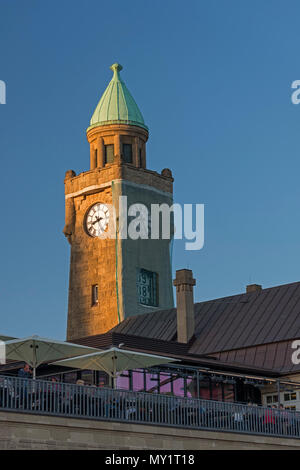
xmin=193 ymin=280 xmax=300 ymax=307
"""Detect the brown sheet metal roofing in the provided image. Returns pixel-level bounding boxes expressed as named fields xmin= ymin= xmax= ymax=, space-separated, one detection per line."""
xmin=111 ymin=281 xmax=300 ymax=356
xmin=4 ymin=282 xmax=300 ymax=376
xmin=71 ymin=332 xmax=280 ymax=377
xmin=209 ymin=340 xmax=299 ymax=374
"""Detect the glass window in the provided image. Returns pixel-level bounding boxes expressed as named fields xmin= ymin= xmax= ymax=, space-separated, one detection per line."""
xmin=160 ymin=372 xmax=172 ymax=395
xmin=198 ymin=376 xmax=211 ymax=400
xmin=136 ymin=269 xmax=158 ymax=306
xmin=145 ymin=372 xmax=160 ymax=393
xmin=211 ymin=382 xmax=223 ymax=401
xmin=186 ymin=376 xmax=195 ymax=398
xmin=116 ymin=371 xmax=130 ymax=390
xmin=105 ymin=144 xmax=114 ymax=164
xmin=223 ymin=384 xmax=235 ymax=402
xmin=172 ymin=376 xmax=185 ymax=397
xmin=132 ymin=370 xmax=145 ymax=392
xmin=265 ymin=394 xmax=278 ymax=404
xmin=284 ymin=392 xmax=297 ymax=401
xmin=123 ymin=144 xmax=132 ymax=163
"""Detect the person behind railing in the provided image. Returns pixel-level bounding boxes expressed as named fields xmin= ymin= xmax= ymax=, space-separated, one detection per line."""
xmin=93 ymin=380 xmax=107 ymax=417
xmin=125 ymin=396 xmax=137 ymax=420
xmin=61 ymin=382 xmax=73 ymax=414
xmin=251 ymin=403 xmax=260 ymax=431
xmin=107 ymin=392 xmax=123 ymax=420
xmin=17 ymin=364 xmax=32 ymax=408
xmin=287 ymin=408 xmax=300 ymax=436
xmin=243 ymin=401 xmax=253 ymax=430
xmin=273 ymin=404 xmax=280 ymax=433
xmin=197 ymin=402 xmax=206 ymax=427
xmin=18 ymin=364 xmax=32 ymax=379
xmin=0 ymin=378 xmax=5 ymax=407
xmin=87 ymin=384 xmax=98 ymax=417
xmin=278 ymin=404 xmax=290 ymax=435
xmin=0 ymin=377 xmax=13 ymax=408
xmin=44 ymin=377 xmax=61 ymax=413
xmin=73 ymin=379 xmax=85 ymax=414
xmin=263 ymin=405 xmax=276 ymax=433
xmin=233 ymin=406 xmax=245 ymax=430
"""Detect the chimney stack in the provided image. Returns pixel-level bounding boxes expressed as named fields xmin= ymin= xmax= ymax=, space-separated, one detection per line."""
xmin=246 ymin=284 xmax=262 ymax=294
xmin=173 ymin=269 xmax=196 ymax=343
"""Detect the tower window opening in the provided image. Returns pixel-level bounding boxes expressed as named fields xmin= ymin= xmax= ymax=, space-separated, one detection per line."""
xmin=94 ymin=149 xmax=98 ymax=166
xmin=92 ymin=284 xmax=99 ymax=306
xmin=139 ymin=148 xmax=142 ymax=167
xmin=123 ymin=144 xmax=132 ymax=163
xmin=104 ymin=144 xmax=114 ymax=164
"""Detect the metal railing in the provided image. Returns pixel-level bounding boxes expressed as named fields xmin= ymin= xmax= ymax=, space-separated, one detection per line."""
xmin=0 ymin=375 xmax=299 ymax=439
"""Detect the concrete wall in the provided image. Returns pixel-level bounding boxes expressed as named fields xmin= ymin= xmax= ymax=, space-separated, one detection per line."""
xmin=1 ymin=411 xmax=300 ymax=450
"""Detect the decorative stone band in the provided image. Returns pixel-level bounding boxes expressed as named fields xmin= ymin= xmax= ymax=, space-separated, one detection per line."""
xmin=173 ymin=269 xmax=196 ymax=292
xmin=65 ymin=179 xmax=173 ymax=200
xmin=174 ymin=284 xmax=195 ymax=293
xmin=87 ymin=119 xmax=148 ymax=132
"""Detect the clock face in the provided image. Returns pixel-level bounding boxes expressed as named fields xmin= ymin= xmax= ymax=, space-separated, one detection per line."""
xmin=85 ymin=203 xmax=110 ymax=237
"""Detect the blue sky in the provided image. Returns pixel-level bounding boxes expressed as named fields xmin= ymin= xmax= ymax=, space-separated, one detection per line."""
xmin=1 ymin=0 xmax=300 ymax=339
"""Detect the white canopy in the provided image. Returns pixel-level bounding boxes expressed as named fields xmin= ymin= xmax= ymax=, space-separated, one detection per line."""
xmin=4 ymin=335 xmax=99 ymax=378
xmin=53 ymin=346 xmax=179 ymax=388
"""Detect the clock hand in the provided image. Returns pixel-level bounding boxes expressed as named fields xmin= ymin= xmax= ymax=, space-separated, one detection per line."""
xmin=92 ymin=216 xmax=104 ymax=225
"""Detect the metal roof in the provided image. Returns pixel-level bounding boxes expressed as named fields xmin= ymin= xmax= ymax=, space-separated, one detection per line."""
xmin=4 ymin=282 xmax=300 ymax=377
xmin=88 ymin=63 xmax=147 ymax=131
xmin=70 ymin=332 xmax=279 ymax=377
xmin=112 ymin=281 xmax=300 ymax=357
xmin=210 ymin=340 xmax=299 ymax=374
xmin=4 ymin=281 xmax=293 ymax=378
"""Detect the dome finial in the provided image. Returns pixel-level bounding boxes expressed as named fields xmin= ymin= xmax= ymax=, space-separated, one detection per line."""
xmin=110 ymin=63 xmax=123 ymax=80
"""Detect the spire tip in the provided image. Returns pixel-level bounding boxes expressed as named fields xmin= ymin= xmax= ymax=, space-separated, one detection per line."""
xmin=110 ymin=63 xmax=123 ymax=74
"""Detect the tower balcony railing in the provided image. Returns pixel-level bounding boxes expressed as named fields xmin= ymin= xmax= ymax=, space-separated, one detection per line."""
xmin=0 ymin=375 xmax=299 ymax=439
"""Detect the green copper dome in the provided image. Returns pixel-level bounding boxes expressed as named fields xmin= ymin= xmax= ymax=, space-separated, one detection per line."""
xmin=88 ymin=63 xmax=148 ymax=131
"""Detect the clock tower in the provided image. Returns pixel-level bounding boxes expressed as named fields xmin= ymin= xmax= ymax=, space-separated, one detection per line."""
xmin=64 ymin=63 xmax=174 ymax=340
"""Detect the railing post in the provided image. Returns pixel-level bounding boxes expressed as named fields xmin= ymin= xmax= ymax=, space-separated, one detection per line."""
xmin=277 ymin=379 xmax=281 ymax=407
